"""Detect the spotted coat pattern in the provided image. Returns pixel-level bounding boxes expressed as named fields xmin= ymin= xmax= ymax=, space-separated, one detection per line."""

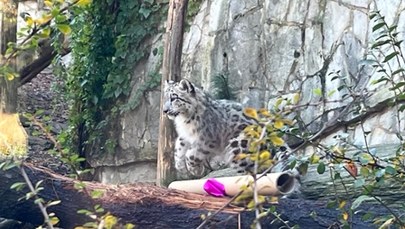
xmin=163 ymin=79 xmax=287 ymax=179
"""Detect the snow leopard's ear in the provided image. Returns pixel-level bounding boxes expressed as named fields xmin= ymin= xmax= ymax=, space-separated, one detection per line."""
xmin=179 ymin=79 xmax=195 ymax=94
xmin=164 ymin=80 xmax=175 ymax=91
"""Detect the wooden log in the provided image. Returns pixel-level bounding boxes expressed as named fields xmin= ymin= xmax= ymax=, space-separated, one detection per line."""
xmin=0 ymin=163 xmax=400 ymax=228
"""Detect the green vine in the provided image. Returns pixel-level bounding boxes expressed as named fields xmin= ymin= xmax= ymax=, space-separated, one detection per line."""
xmin=64 ymin=0 xmax=168 ymax=158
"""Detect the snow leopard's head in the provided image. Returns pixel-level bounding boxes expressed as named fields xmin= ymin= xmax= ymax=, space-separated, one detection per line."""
xmin=163 ymin=79 xmax=201 ymax=120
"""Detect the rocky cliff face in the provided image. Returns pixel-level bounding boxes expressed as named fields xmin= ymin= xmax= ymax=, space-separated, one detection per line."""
xmin=94 ymin=0 xmax=405 ymax=184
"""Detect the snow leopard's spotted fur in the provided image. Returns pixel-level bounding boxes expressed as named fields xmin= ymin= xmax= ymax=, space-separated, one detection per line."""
xmin=163 ymin=79 xmax=288 ymax=179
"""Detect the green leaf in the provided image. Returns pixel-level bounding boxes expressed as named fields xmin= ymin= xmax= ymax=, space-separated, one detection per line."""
xmin=394 ymin=40 xmax=403 ymax=47
xmin=10 ymin=182 xmax=26 ymax=191
xmin=369 ymin=12 xmax=378 ymax=20
xmin=375 ymin=168 xmax=385 ymax=178
xmin=372 ymin=22 xmax=386 ymax=32
xmin=354 ymin=178 xmax=365 ymax=188
xmin=361 ymin=212 xmax=373 ymax=221
xmin=390 ymin=81 xmax=405 ymax=91
xmin=35 ymin=109 xmax=45 ymax=116
xmin=297 ymin=162 xmax=309 ymax=176
xmin=382 ymin=51 xmax=399 ymax=63
xmin=351 ymin=195 xmax=374 ymax=210
xmin=385 ymin=166 xmax=396 ymax=175
xmin=34 ymin=198 xmax=44 ymax=204
xmin=47 ymin=200 xmax=61 ymax=207
xmin=371 ymin=40 xmax=390 ymax=49
xmin=392 ymin=68 xmax=404 ymax=76
xmin=337 ymin=85 xmax=346 ymax=91
xmin=360 ymin=167 xmax=370 ymax=177
xmin=326 ymin=200 xmax=337 ymax=208
xmin=139 ymin=7 xmax=152 ymax=18
xmin=375 ymin=33 xmax=388 ymax=41
xmin=327 ymin=89 xmax=336 ymax=97
xmin=359 ymin=59 xmax=377 ymax=66
xmin=313 ymin=88 xmax=322 ymax=96
xmin=77 ymin=209 xmax=92 ymax=215
xmin=57 ymin=24 xmax=71 ymax=35
xmin=91 ymin=189 xmax=105 ymax=199
xmin=288 ymin=159 xmax=297 ymax=169
xmin=388 ymin=25 xmax=397 ymax=32
xmin=35 ymin=180 xmax=44 ymax=189
xmin=317 ymin=162 xmax=326 ymax=174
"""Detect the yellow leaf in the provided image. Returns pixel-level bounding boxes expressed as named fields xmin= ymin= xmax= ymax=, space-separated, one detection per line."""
xmin=275 ymin=98 xmax=283 ymax=109
xmin=309 ymin=153 xmax=320 ymax=164
xmin=124 ymin=223 xmax=135 ymax=229
xmin=270 ymin=136 xmax=284 ymax=146
xmin=274 ymin=120 xmax=284 ymax=129
xmin=281 ymin=118 xmax=295 ymax=126
xmin=342 ymin=212 xmax=349 ymax=221
xmin=258 ymin=108 xmax=271 ymax=117
xmin=339 ymin=200 xmax=346 ymax=209
xmin=379 ymin=217 xmax=395 ymax=229
xmin=240 ymin=184 xmax=249 ymax=191
xmin=292 ymin=92 xmax=300 ymax=104
xmin=269 ymin=196 xmax=279 ymax=204
xmin=6 ymin=72 xmax=15 ymax=81
xmin=247 ymin=199 xmax=256 ymax=209
xmin=250 ymin=154 xmax=258 ymax=161
xmin=76 ymin=0 xmax=92 ymax=7
xmin=260 ymin=159 xmax=273 ymax=168
xmin=104 ymin=215 xmax=118 ymax=229
xmin=234 ymin=153 xmax=247 ymax=161
xmin=243 ymin=108 xmax=258 ymax=120
xmin=50 ymin=216 xmax=59 ymax=225
xmin=36 ymin=14 xmax=52 ymax=25
xmin=25 ymin=16 xmax=34 ymax=26
xmin=57 ymin=24 xmax=71 ymax=34
xmin=257 ymin=195 xmax=265 ymax=204
xmin=39 ymin=27 xmax=51 ymax=38
xmin=259 ymin=150 xmax=271 ymax=161
xmin=44 ymin=0 xmax=53 ymax=7
xmin=332 ymin=146 xmax=346 ymax=155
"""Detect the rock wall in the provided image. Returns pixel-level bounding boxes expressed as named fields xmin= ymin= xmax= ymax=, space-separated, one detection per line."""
xmin=181 ymin=0 xmax=405 ymax=145
xmin=85 ymin=0 xmax=405 ymax=183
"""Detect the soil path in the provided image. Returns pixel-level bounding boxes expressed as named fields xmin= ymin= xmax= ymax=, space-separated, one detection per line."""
xmin=18 ymin=68 xmax=69 ymax=174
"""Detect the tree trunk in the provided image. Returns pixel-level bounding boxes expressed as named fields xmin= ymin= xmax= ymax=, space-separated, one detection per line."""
xmin=18 ymin=44 xmax=70 ymax=86
xmin=157 ymin=0 xmax=189 ymax=186
xmin=0 ymin=163 xmax=396 ymax=229
xmin=0 ymin=1 xmax=18 ymax=113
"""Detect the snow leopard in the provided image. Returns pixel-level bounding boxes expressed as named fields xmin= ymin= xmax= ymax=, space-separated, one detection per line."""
xmin=163 ymin=79 xmax=290 ymax=179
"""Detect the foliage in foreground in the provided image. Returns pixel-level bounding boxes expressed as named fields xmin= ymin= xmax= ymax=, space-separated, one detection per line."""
xmin=2 ymin=1 xmax=405 ymax=228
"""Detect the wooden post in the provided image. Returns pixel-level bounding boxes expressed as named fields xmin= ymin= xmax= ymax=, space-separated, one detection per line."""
xmin=156 ymin=0 xmax=189 ymax=186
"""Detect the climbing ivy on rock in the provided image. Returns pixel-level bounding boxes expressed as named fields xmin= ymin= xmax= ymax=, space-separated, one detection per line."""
xmin=65 ymin=0 xmax=167 ymax=157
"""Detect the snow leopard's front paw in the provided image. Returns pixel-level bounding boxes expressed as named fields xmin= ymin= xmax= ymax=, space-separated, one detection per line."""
xmin=185 ymin=149 xmax=207 ymax=178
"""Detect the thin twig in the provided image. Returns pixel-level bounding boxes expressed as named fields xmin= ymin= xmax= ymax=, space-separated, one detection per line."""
xmin=19 ymin=162 xmax=54 ymax=229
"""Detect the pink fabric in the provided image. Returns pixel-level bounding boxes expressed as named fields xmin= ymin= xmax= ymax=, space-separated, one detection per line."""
xmin=203 ymin=178 xmax=226 ymax=197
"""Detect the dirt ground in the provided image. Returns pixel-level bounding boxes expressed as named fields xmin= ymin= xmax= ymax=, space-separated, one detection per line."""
xmin=18 ymin=68 xmax=70 ymax=174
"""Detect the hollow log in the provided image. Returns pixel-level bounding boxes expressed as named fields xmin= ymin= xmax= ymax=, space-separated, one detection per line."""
xmin=0 ymin=163 xmax=399 ymax=228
